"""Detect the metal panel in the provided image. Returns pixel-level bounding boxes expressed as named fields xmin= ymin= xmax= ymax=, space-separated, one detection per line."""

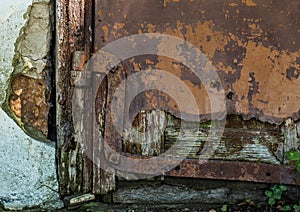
xmin=95 ymin=0 xmax=300 ymax=124
xmin=91 ymin=0 xmax=299 ymax=189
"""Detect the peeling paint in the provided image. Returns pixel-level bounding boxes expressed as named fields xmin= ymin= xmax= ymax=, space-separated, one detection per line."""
xmin=95 ymin=0 xmax=300 ymax=125
xmin=241 ymin=0 xmax=257 ymax=7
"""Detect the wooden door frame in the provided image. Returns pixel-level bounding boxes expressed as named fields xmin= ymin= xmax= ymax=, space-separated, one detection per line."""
xmin=56 ymin=0 xmax=94 ymax=196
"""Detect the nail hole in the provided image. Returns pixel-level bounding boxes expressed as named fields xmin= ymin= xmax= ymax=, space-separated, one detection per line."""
xmin=227 ymin=92 xmax=234 ymax=100
xmin=175 ymin=166 xmax=180 ymax=171
xmin=266 ymin=172 xmax=271 ymax=177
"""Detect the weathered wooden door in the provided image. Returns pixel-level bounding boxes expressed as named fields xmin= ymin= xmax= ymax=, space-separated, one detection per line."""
xmin=56 ymin=0 xmax=300 ymax=199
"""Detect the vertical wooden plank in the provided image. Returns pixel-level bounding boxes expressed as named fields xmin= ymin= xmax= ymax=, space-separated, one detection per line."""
xmin=56 ymin=0 xmax=74 ymax=195
xmin=90 ymin=55 xmax=126 ymax=194
xmin=92 ymin=74 xmax=114 ymax=194
xmin=56 ymin=0 xmax=93 ymax=195
xmin=81 ymin=0 xmax=94 ymax=194
xmin=143 ymin=110 xmax=167 ymax=156
xmin=72 ymin=67 xmax=93 ymax=194
xmin=123 ymin=110 xmax=167 ymax=156
xmin=92 ymin=70 xmax=126 ymax=194
xmin=283 ymin=119 xmax=300 ymax=164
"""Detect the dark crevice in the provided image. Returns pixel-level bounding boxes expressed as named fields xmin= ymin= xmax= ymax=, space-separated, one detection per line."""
xmin=49 ymin=0 xmax=64 ymax=202
xmin=47 ymin=0 xmax=57 ymax=142
xmin=89 ymin=0 xmax=96 ymax=53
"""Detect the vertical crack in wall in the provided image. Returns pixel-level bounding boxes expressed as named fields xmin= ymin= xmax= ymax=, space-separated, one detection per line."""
xmin=48 ymin=0 xmax=56 ymax=142
xmin=2 ymin=0 xmax=53 ymax=142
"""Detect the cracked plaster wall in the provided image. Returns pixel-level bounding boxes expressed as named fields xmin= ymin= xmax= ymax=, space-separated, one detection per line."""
xmin=0 ymin=0 xmax=63 ymax=210
xmin=4 ymin=0 xmax=54 ymax=140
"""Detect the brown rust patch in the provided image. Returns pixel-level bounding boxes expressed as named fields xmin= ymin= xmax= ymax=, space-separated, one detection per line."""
xmin=233 ymin=41 xmax=300 ymax=122
xmin=95 ymin=0 xmax=300 ymax=124
xmin=163 ymin=21 xmax=229 ymax=59
xmin=241 ymin=0 xmax=257 ymax=7
xmin=9 ymin=75 xmax=49 ymax=135
xmin=229 ymin=3 xmax=238 ymax=7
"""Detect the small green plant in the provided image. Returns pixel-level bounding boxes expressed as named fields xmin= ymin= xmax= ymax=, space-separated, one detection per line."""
xmin=220 ymin=204 xmax=228 ymax=212
xmin=285 ymin=150 xmax=300 ymax=173
xmin=285 ymin=150 xmax=300 ymax=211
xmin=265 ymin=185 xmax=287 ymax=206
xmin=258 ymin=150 xmax=300 ymax=211
xmin=294 ymin=203 xmax=300 ymax=212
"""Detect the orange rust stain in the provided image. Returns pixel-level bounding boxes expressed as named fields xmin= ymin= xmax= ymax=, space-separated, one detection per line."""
xmin=111 ymin=23 xmax=130 ymax=39
xmin=146 ymin=23 xmax=156 ymax=33
xmin=229 ymin=2 xmax=238 ymax=7
xmin=145 ymin=59 xmax=155 ymax=66
xmin=9 ymin=75 xmax=49 ymax=135
xmin=176 ymin=21 xmax=183 ymax=31
xmin=95 ymin=0 xmax=299 ymax=123
xmin=97 ymin=10 xmax=103 ymax=19
xmin=135 ymin=14 xmax=299 ymax=122
xmin=10 ymin=98 xmax=21 ymax=118
xmin=163 ymin=25 xmax=185 ymax=40
xmin=241 ymin=0 xmax=257 ymax=7
xmin=162 ymin=21 xmax=229 ymax=59
xmin=113 ymin=22 xmax=125 ymax=30
xmin=101 ymin=25 xmax=109 ymax=42
xmin=152 ymin=21 xmax=230 ymax=115
xmin=247 ymin=23 xmax=264 ymax=39
xmin=233 ymin=41 xmax=300 ymax=119
xmin=153 ymin=56 xmax=223 ymax=116
xmin=248 ymin=24 xmax=256 ymax=29
xmin=186 ymin=21 xmax=229 ymax=58
xmin=130 ymin=58 xmax=141 ymax=72
xmin=164 ymin=0 xmax=180 ymax=7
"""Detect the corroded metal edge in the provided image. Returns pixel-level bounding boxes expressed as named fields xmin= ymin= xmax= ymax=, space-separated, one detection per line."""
xmin=166 ymin=159 xmax=297 ymax=185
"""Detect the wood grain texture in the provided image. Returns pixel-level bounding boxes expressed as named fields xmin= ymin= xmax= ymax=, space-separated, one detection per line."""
xmin=124 ymin=112 xmax=283 ymax=165
xmin=123 ymin=110 xmax=167 ymax=156
xmin=112 ymin=178 xmax=269 ymax=204
xmin=56 ymin=0 xmax=93 ymax=195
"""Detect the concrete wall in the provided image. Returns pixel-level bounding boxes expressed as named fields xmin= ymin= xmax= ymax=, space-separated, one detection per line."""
xmin=0 ymin=0 xmax=63 ymax=210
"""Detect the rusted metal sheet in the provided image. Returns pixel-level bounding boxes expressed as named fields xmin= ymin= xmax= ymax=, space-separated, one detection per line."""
xmin=98 ymin=151 xmax=297 ymax=185
xmin=166 ymin=160 xmax=297 ymax=185
xmin=89 ymin=0 xmax=300 ymax=189
xmin=95 ymin=0 xmax=300 ymax=124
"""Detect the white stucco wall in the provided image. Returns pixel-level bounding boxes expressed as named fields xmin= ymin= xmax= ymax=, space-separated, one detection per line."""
xmin=0 ymin=0 xmax=63 ymax=210
xmin=0 ymin=0 xmax=31 ymax=103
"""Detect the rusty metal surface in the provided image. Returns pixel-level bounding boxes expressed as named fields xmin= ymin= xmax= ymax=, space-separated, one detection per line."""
xmin=9 ymin=75 xmax=49 ymax=136
xmin=99 ymin=149 xmax=297 ymax=185
xmin=102 ymin=152 xmax=298 ymax=185
xmin=89 ymin=0 xmax=300 ymax=187
xmin=95 ymin=0 xmax=300 ymax=124
xmin=166 ymin=159 xmax=297 ymax=185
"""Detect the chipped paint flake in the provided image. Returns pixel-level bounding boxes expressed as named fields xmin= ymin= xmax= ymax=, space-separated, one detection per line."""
xmin=241 ymin=0 xmax=257 ymax=7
